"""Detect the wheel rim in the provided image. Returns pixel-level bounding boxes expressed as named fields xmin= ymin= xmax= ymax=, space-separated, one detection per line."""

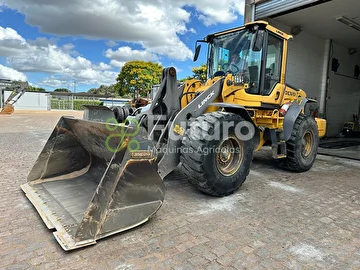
xmin=302 ymin=131 xmax=313 ymax=158
xmin=216 ymin=136 xmax=244 ymax=176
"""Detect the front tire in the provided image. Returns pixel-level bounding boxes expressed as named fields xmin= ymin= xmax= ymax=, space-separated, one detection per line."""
xmin=278 ymin=114 xmax=319 ymax=172
xmin=180 ymin=112 xmax=254 ymax=196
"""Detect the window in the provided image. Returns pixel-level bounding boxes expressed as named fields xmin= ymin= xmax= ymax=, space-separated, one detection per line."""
xmin=207 ymin=29 xmax=254 ymax=78
xmin=244 ymin=49 xmax=262 ymax=94
xmin=263 ymin=34 xmax=283 ymax=95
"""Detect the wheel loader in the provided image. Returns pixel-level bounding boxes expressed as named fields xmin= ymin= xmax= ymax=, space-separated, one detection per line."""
xmin=21 ymin=21 xmax=326 ymax=250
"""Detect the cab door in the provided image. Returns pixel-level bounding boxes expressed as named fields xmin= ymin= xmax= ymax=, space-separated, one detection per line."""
xmin=260 ymin=33 xmax=286 ymax=106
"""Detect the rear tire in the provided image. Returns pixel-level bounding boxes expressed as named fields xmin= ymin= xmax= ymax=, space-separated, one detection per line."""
xmin=126 ymin=105 xmax=134 ymax=115
xmin=278 ymin=114 xmax=319 ymax=172
xmin=180 ymin=112 xmax=254 ymax=197
xmin=122 ymin=106 xmax=130 ymax=119
xmin=113 ymin=106 xmax=125 ymax=123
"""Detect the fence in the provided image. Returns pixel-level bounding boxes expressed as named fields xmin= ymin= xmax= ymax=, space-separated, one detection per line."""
xmin=2 ymin=90 xmax=117 ymax=111
xmin=50 ymin=98 xmax=103 ymax=110
xmin=50 ymin=93 xmax=110 ymax=110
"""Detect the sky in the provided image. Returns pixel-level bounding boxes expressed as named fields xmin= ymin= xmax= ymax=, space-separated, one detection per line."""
xmin=0 ymin=0 xmax=245 ymax=92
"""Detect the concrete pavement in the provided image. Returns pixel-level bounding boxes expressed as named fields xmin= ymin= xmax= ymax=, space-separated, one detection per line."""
xmin=0 ymin=111 xmax=359 ymax=269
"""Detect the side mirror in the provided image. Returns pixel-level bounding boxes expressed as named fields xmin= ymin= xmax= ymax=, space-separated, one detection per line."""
xmin=193 ymin=44 xmax=201 ymax=62
xmin=252 ymin=30 xmax=265 ymax=52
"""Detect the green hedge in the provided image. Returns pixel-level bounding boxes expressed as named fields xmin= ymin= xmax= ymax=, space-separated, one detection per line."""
xmin=51 ymin=99 xmax=103 ymax=110
xmin=73 ymin=100 xmax=103 ymax=110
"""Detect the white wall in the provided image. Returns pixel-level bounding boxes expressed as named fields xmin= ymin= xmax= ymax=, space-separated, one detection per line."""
xmin=326 ymin=43 xmax=360 ymax=136
xmin=4 ymin=91 xmax=50 ymax=110
xmin=268 ymin=18 xmax=326 ymax=100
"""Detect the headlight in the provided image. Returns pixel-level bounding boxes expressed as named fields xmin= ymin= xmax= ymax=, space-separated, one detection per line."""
xmin=233 ymin=74 xmax=244 ymax=85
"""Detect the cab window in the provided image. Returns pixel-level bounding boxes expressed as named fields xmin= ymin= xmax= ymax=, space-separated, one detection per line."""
xmin=263 ymin=34 xmax=283 ymax=95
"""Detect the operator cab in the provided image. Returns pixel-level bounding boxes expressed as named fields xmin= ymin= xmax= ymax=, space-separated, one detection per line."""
xmin=194 ymin=22 xmax=288 ymax=96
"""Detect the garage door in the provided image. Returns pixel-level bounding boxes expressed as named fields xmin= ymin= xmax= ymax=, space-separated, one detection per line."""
xmin=255 ymin=0 xmax=322 ymax=19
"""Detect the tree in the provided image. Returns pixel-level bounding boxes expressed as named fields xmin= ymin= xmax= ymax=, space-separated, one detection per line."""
xmin=179 ymin=64 xmax=207 ymax=82
xmin=87 ymin=84 xmax=117 ymax=96
xmin=191 ymin=64 xmax=207 ymax=81
xmin=87 ymin=88 xmax=98 ymax=94
xmin=179 ymin=76 xmax=193 ymax=82
xmin=28 ymin=85 xmax=46 ymax=92
xmin=54 ymin=88 xmax=71 ymax=93
xmin=115 ymin=60 xmax=162 ymax=96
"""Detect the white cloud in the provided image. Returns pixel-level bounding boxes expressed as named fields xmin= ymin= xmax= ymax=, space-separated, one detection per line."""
xmin=1 ymin=0 xmax=245 ymax=61
xmin=0 ymin=26 xmax=24 ymax=41
xmin=28 ymin=37 xmax=57 ymax=47
xmin=40 ymin=69 xmax=117 ymax=87
xmin=7 ymin=46 xmax=93 ymax=73
xmin=0 ymin=26 xmax=118 ymax=85
xmin=98 ymin=62 xmax=111 ymax=70
xmin=40 ymin=76 xmax=70 ymax=88
xmin=189 ymin=28 xmax=197 ymax=34
xmin=105 ymin=46 xmax=159 ymax=62
xmin=0 ymin=64 xmax=27 ymax=81
xmin=106 ymin=40 xmax=118 ymax=47
xmin=0 ymin=0 xmax=246 ymax=87
xmin=62 ymin=43 xmax=75 ymax=51
xmin=109 ymin=60 xmax=126 ymax=68
xmin=0 ymin=26 xmax=28 ymax=56
xmin=184 ymin=0 xmax=245 ymax=26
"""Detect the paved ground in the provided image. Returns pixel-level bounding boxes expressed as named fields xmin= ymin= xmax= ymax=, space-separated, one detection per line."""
xmin=1 ymin=110 xmax=360 ymax=270
xmin=318 ymin=138 xmax=360 ymax=160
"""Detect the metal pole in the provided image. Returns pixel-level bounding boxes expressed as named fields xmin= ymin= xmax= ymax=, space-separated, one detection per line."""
xmin=71 ymin=94 xmax=74 ymax=110
xmin=319 ymin=39 xmax=331 ymax=118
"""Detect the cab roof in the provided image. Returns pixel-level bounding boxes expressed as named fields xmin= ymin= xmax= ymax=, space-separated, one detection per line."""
xmin=205 ymin=21 xmax=292 ymax=41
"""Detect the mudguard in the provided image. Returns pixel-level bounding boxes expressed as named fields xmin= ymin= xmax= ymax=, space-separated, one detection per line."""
xmin=283 ymin=98 xmax=314 ymax=141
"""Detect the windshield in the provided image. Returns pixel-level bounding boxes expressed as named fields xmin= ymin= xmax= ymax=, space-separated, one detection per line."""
xmin=207 ymin=29 xmax=262 ymax=81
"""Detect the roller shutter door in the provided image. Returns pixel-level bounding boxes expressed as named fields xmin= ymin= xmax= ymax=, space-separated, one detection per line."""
xmin=255 ymin=0 xmax=320 ymax=19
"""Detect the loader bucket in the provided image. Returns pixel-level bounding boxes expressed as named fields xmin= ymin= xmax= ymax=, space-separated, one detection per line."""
xmin=0 ymin=104 xmax=14 ymax=114
xmin=21 ymin=117 xmax=165 ymax=250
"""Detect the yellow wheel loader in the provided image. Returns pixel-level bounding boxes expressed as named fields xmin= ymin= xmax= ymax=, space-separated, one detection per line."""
xmin=21 ymin=21 xmax=326 ymax=250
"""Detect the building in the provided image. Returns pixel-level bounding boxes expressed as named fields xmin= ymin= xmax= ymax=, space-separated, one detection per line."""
xmin=2 ymin=90 xmax=50 ymax=111
xmin=245 ymin=0 xmax=360 ymax=137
